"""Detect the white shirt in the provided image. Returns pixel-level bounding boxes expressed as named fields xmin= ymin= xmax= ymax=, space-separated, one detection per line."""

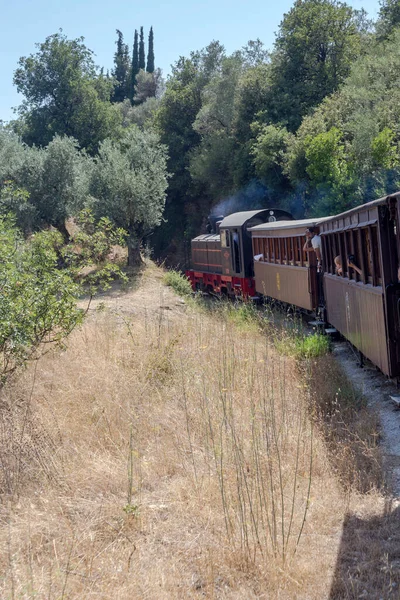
xmin=311 ymin=235 xmax=321 ymax=250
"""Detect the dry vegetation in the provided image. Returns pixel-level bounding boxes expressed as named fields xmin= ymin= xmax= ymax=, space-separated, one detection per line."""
xmin=0 ymin=264 xmax=399 ymax=599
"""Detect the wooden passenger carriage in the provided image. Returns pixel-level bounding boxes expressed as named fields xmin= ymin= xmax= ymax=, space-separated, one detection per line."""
xmin=250 ymin=218 xmax=330 ymax=311
xmin=318 ymin=193 xmax=400 ymax=377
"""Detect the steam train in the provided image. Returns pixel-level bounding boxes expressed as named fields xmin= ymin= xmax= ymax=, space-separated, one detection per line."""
xmin=186 ymin=193 xmax=400 ymax=379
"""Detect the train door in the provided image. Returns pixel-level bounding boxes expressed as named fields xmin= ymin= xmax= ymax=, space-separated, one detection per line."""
xmin=220 ymin=228 xmax=232 ymax=276
xmin=232 ymin=229 xmax=242 ymax=275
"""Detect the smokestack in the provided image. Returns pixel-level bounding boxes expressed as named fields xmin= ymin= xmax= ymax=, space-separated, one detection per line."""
xmin=208 ymin=214 xmax=224 ymax=234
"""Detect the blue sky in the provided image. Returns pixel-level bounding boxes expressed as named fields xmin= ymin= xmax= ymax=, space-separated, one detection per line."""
xmin=0 ymin=0 xmax=380 ymax=123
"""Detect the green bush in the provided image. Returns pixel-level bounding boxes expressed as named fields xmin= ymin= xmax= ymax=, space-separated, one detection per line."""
xmin=0 ymin=218 xmax=84 ymax=384
xmin=275 ymin=332 xmax=331 ymax=359
xmin=163 ymin=270 xmax=193 ymax=297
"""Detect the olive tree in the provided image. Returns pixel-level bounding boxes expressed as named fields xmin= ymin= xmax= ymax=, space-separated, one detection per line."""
xmin=89 ymin=127 xmax=169 ymax=265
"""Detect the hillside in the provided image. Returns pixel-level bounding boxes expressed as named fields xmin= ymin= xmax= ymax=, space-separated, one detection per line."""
xmin=0 ymin=263 xmax=398 ymax=599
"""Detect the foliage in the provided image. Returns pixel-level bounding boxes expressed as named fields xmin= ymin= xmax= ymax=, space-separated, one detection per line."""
xmin=163 ymin=270 xmax=193 ymax=296
xmin=70 ymin=209 xmax=127 ymax=264
xmin=129 ymin=29 xmax=139 ymax=103
xmin=251 ymin=124 xmax=292 ymax=187
xmin=134 ymin=69 xmax=162 ymax=104
xmin=139 ymin=27 xmax=145 ymax=70
xmin=15 ymin=135 xmax=91 ymax=234
xmin=371 ymin=127 xmax=398 ymax=169
xmin=275 ymin=332 xmax=331 ymax=359
xmin=0 ymin=182 xmax=36 ymax=234
xmin=112 ymin=30 xmax=130 ymax=103
xmin=286 ymin=29 xmax=400 ymax=213
xmin=268 ymin=0 xmax=366 ymax=131
xmin=376 ymin=0 xmax=400 ymax=38
xmin=63 ymin=209 xmax=128 ymax=292
xmin=154 ymin=42 xmax=225 ymax=258
xmin=118 ymin=97 xmax=160 ymax=130
xmin=13 ymin=32 xmax=122 ymax=153
xmin=146 ymin=26 xmax=155 ymax=73
xmin=89 ymin=127 xmax=169 ymax=265
xmin=0 ymin=218 xmax=84 ymax=383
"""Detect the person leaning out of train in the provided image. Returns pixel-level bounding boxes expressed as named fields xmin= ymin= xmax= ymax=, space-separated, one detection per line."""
xmin=303 ymin=227 xmax=322 ymax=268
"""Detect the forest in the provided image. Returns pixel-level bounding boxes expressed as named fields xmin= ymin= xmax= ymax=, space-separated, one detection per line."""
xmin=2 ymin=0 xmax=400 ymax=271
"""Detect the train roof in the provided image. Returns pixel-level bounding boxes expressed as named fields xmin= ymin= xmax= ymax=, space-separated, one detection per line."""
xmin=219 ymin=208 xmax=292 ymax=228
xmin=249 ymin=216 xmax=332 ymax=233
xmin=316 ymin=191 xmax=400 ymax=224
xmin=192 ymin=234 xmax=220 ymax=242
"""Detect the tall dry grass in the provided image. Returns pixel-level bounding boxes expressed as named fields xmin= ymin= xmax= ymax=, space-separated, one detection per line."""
xmin=0 ymin=271 xmax=394 ymax=599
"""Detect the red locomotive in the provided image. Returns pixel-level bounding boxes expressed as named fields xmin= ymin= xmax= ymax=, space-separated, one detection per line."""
xmin=186 ymin=208 xmax=293 ymax=298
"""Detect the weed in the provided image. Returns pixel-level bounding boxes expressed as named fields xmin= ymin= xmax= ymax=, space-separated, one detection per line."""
xmin=163 ymin=269 xmax=193 ymax=296
xmin=275 ymin=332 xmax=331 ymax=359
xmin=123 ymin=504 xmax=140 ymax=516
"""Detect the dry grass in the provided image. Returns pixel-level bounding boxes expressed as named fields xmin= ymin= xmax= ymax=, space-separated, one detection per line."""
xmin=0 ymin=265 xmax=397 ymax=599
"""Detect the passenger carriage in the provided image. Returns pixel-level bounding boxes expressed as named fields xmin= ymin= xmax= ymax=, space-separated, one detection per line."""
xmin=318 ymin=193 xmax=400 ymax=378
xmin=250 ymin=218 xmax=330 ymax=311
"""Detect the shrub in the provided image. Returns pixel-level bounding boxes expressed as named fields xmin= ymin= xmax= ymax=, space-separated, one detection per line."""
xmin=163 ymin=270 xmax=193 ymax=296
xmin=275 ymin=332 xmax=331 ymax=359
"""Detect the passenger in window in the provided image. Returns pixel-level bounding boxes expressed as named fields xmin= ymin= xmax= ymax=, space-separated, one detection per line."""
xmin=303 ymin=227 xmax=322 ymax=266
xmin=334 ymin=255 xmax=343 ymax=276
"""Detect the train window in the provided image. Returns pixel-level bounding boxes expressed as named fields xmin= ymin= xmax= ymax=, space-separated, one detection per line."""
xmin=280 ymin=239 xmax=285 ymax=264
xmin=339 ymin=233 xmax=347 ymax=276
xmin=274 ymin=239 xmax=280 ymax=262
xmin=268 ymin=239 xmax=274 ymax=262
xmin=221 ymin=229 xmax=230 ymax=248
xmin=370 ymin=226 xmax=382 ymax=285
xmin=252 ymin=238 xmax=259 ymax=256
xmin=298 ymin=238 xmax=305 ymax=266
xmin=263 ymin=239 xmax=269 ymax=261
xmin=362 ymin=228 xmax=373 ymax=283
xmin=291 ymin=238 xmax=295 ymax=264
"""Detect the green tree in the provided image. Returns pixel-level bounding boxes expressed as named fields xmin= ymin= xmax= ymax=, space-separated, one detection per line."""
xmin=129 ymin=30 xmax=139 ymax=103
xmin=89 ymin=127 xmax=169 ymax=265
xmin=13 ymin=32 xmax=122 ymax=153
xmin=377 ymin=0 xmax=400 ymax=38
xmin=154 ymin=42 xmax=225 ymax=259
xmin=0 ymin=182 xmax=36 ymax=234
xmin=147 ymin=26 xmax=155 ymax=73
xmin=11 ymin=135 xmax=91 ymax=238
xmin=371 ymin=127 xmax=398 ymax=169
xmin=305 ymin=127 xmax=348 ymax=185
xmin=139 ymin=27 xmax=145 ymax=70
xmin=268 ymin=0 xmax=365 ymax=131
xmin=118 ymin=97 xmax=160 ymax=129
xmin=112 ymin=29 xmax=130 ymax=103
xmin=251 ymin=124 xmax=292 ymax=190
xmin=189 ymin=54 xmax=244 ymax=197
xmin=134 ymin=69 xmax=161 ymax=104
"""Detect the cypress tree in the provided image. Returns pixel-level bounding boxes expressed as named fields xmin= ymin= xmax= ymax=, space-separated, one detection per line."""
xmin=112 ymin=29 xmax=130 ymax=102
xmin=139 ymin=26 xmax=145 ymax=70
xmin=146 ymin=26 xmax=155 ymax=73
xmin=129 ymin=29 xmax=139 ymax=103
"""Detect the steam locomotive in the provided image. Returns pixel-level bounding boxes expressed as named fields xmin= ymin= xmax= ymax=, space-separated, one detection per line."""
xmin=186 ymin=193 xmax=400 ymax=379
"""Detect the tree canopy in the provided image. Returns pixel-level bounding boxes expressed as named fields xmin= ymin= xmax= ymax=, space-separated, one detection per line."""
xmin=14 ymin=33 xmax=121 ymax=153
